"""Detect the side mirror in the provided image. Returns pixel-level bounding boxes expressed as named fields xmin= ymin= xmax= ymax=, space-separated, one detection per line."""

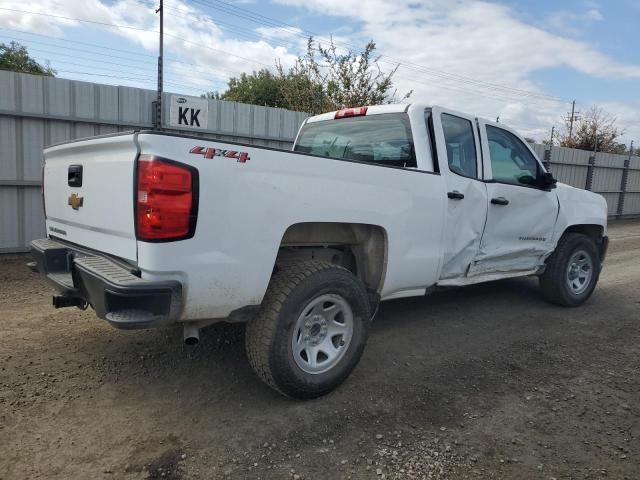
xmin=539 ymin=172 xmax=557 ymax=189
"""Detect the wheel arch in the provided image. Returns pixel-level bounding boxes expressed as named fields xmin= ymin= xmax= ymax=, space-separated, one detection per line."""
xmin=563 ymin=223 xmax=604 ymax=241
xmin=557 ymin=223 xmax=608 ymax=262
xmin=276 ymin=222 xmax=388 ymax=293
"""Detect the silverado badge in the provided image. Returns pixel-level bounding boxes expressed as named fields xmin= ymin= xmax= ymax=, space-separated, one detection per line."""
xmin=68 ymin=193 xmax=84 ymax=210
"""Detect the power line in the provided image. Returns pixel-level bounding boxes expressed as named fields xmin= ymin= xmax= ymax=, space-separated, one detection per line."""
xmin=0 ymin=27 xmax=157 ymax=59
xmin=0 ymin=7 xmax=273 ymax=70
xmin=162 ymin=0 xmax=566 ymax=106
xmin=2 ymin=5 xmax=570 ymax=109
xmin=0 ymin=30 xmax=247 ymax=78
xmin=161 ymin=4 xmax=305 ymax=51
xmin=184 ymin=0 xmax=571 ymax=103
xmin=0 ymin=40 xmax=229 ymax=91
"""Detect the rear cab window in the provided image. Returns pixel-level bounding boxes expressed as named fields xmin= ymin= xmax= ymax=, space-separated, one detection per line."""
xmin=293 ymin=113 xmax=417 ymax=168
xmin=441 ymin=113 xmax=478 ymax=179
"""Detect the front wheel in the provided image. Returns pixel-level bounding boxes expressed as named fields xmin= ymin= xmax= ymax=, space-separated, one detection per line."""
xmin=245 ymin=261 xmax=371 ymax=399
xmin=539 ymin=233 xmax=601 ymax=307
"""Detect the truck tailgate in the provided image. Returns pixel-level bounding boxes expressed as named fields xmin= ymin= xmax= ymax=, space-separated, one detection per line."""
xmin=43 ymin=133 xmax=138 ymax=262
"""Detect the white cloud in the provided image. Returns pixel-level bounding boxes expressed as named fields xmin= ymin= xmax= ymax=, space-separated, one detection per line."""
xmin=0 ymin=0 xmax=299 ymax=93
xmin=547 ymin=6 xmax=604 ymax=36
xmin=273 ymin=0 xmax=640 ymax=142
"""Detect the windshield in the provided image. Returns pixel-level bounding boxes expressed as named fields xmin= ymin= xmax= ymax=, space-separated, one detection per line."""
xmin=293 ymin=113 xmax=417 ymax=168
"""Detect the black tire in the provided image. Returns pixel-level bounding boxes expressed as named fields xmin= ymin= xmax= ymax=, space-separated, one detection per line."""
xmin=539 ymin=233 xmax=601 ymax=307
xmin=245 ymin=260 xmax=371 ymax=399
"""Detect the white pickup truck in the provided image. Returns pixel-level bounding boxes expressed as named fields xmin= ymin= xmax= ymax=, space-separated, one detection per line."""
xmin=31 ymin=103 xmax=608 ymax=398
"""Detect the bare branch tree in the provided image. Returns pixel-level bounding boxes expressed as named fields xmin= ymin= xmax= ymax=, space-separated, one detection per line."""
xmin=559 ymin=106 xmax=626 ymax=154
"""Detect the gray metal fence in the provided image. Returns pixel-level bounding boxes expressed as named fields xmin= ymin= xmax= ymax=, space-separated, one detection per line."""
xmin=530 ymin=144 xmax=640 ymax=217
xmin=0 ymin=70 xmax=638 ymax=253
xmin=0 ymin=70 xmax=308 ymax=252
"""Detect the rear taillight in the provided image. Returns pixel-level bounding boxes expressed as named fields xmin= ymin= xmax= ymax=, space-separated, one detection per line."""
xmin=135 ymin=155 xmax=198 ymax=242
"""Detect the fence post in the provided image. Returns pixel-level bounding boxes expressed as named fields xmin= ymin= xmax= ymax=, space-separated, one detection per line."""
xmin=543 ymin=147 xmax=551 ymax=171
xmin=616 ymin=142 xmax=633 ymax=218
xmin=585 ymin=155 xmax=596 ymax=191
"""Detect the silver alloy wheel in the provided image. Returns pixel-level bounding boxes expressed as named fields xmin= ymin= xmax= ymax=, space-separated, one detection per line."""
xmin=291 ymin=293 xmax=354 ymax=374
xmin=566 ymin=249 xmax=593 ymax=295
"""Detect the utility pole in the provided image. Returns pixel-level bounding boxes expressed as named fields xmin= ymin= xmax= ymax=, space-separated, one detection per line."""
xmin=154 ymin=0 xmax=164 ymax=129
xmin=495 ymin=116 xmax=499 ymax=123
xmin=566 ymin=100 xmax=579 ymax=143
xmin=549 ymin=125 xmax=555 ymax=146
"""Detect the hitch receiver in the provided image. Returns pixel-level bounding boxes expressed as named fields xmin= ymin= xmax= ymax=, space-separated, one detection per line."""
xmin=52 ymin=295 xmax=84 ymax=309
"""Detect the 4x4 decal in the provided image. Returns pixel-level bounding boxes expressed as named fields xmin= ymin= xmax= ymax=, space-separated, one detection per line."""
xmin=189 ymin=146 xmax=250 ymax=163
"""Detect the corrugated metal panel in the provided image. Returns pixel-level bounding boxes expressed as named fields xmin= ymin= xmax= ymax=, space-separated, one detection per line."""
xmin=267 ymin=107 xmax=282 ymax=138
xmin=0 ymin=187 xmax=20 ymax=251
xmin=19 ymin=73 xmax=44 ymax=114
xmin=592 ymin=167 xmax=622 ymax=193
xmin=623 ymin=193 xmax=640 ymax=215
xmin=600 ymin=193 xmax=619 ymax=216
xmin=219 ymin=100 xmax=236 ymax=134
xmin=236 ymin=103 xmax=252 ymax=136
xmin=627 ymin=170 xmax=640 ymax=192
xmin=74 ymin=81 xmax=96 ymax=119
xmin=23 ymin=187 xmax=45 ymax=246
xmin=44 ymin=77 xmax=71 ymax=116
xmin=595 ymin=152 xmax=624 ymax=168
xmin=551 ymin=163 xmax=588 ymax=188
xmin=98 ymin=84 xmax=120 ymax=122
xmin=0 ymin=72 xmax=16 ymax=110
xmin=0 ymin=117 xmax=17 ymax=180
xmin=23 ymin=119 xmax=44 ymax=180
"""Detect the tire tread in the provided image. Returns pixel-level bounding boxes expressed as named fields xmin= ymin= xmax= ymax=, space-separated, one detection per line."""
xmin=540 ymin=233 xmax=599 ymax=307
xmin=245 ymin=260 xmax=357 ymax=397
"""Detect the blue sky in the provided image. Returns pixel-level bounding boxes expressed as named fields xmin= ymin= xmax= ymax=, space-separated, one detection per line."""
xmin=1 ymin=0 xmax=638 ymax=143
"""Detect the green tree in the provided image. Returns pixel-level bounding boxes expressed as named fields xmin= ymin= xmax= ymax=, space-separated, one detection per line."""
xmin=0 ymin=41 xmax=56 ymax=76
xmin=201 ymin=91 xmax=222 ymax=100
xmin=221 ymin=69 xmax=289 ymax=108
xmin=276 ymin=37 xmax=411 ymax=113
xmin=204 ymin=37 xmax=410 ymax=113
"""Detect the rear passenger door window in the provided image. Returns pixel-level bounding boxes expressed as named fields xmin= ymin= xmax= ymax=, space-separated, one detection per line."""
xmin=432 ymin=108 xmax=487 ymax=281
xmin=441 ymin=114 xmax=478 ymax=179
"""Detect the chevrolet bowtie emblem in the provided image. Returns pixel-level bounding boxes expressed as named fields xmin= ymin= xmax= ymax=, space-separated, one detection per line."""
xmin=68 ymin=193 xmax=84 ymax=210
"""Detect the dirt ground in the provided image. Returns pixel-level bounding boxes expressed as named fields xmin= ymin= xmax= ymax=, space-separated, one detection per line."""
xmin=1 ymin=221 xmax=639 ymax=480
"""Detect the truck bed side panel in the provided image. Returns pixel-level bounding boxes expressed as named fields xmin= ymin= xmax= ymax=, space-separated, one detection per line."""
xmin=135 ymin=133 xmax=447 ymax=320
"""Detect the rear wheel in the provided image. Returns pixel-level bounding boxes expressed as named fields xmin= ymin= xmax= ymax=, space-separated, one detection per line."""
xmin=245 ymin=261 xmax=371 ymax=399
xmin=539 ymin=233 xmax=600 ymax=307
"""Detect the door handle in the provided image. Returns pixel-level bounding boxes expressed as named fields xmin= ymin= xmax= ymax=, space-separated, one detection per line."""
xmin=447 ymin=190 xmax=465 ymax=200
xmin=491 ymin=196 xmax=509 ymax=206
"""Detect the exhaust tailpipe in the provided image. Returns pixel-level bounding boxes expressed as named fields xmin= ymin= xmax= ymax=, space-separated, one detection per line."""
xmin=183 ymin=325 xmax=200 ymax=345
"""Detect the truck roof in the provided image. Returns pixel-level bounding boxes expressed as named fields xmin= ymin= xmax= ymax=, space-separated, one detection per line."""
xmin=303 ymin=103 xmax=504 ymax=133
